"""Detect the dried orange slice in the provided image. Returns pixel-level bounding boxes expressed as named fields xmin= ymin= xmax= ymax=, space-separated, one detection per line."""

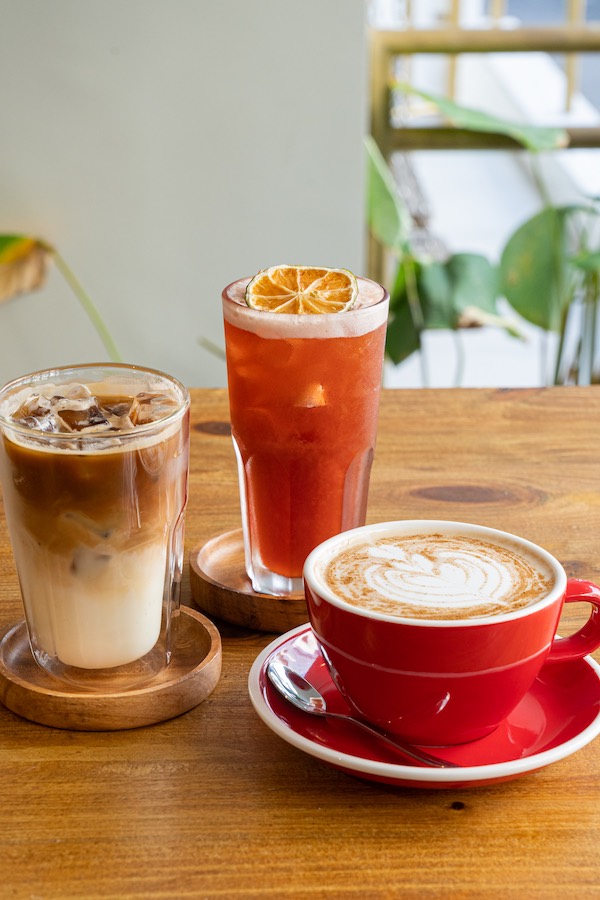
xmin=245 ymin=265 xmax=358 ymax=314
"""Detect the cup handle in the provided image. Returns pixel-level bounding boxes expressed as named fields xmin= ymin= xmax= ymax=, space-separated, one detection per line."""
xmin=546 ymin=579 xmax=600 ymax=664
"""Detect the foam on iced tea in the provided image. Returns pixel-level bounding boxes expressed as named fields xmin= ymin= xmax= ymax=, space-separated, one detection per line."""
xmin=0 ymin=379 xmax=189 ymax=674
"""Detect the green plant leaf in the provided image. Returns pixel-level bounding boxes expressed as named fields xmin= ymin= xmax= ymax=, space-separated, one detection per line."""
xmin=416 ymin=254 xmax=505 ymax=329
xmin=385 ymin=252 xmax=519 ymax=365
xmin=384 ymin=258 xmax=460 ymax=365
xmin=499 ymin=207 xmax=572 ymax=331
xmin=395 ymin=82 xmax=569 ymax=153
xmin=387 ymin=258 xmax=407 ymax=312
xmin=385 ymin=298 xmax=421 ymax=364
xmin=571 ymin=249 xmax=600 ymax=273
xmin=385 ymin=260 xmax=422 ymax=364
xmin=365 ymin=135 xmax=410 ymax=251
xmin=417 ymin=261 xmax=453 ymax=328
xmin=0 ymin=234 xmax=28 ymax=256
xmin=447 ymin=253 xmax=498 ymax=316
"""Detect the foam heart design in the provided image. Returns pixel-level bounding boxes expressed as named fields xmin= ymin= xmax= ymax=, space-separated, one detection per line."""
xmin=365 ymin=545 xmax=512 ymax=610
xmin=322 ymin=533 xmax=555 ymax=620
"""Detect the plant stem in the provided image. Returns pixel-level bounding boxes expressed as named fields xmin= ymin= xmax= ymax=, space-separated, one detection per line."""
xmin=453 ymin=330 xmax=465 ymax=387
xmin=591 ymin=283 xmax=598 ymax=383
xmin=541 ymin=330 xmax=549 ymax=385
xmin=580 ymin=272 xmax=598 ymax=385
xmin=51 ymin=250 xmax=122 ymax=362
xmin=198 ymin=336 xmax=226 ymax=360
xmin=403 ymin=257 xmax=430 ymax=387
xmin=553 ymin=285 xmax=576 ymax=384
xmin=530 ymin=154 xmax=552 ymax=208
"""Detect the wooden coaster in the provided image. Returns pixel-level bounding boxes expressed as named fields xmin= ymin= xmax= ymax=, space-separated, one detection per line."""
xmin=189 ymin=530 xmax=309 ymax=633
xmin=0 ymin=606 xmax=221 ymax=731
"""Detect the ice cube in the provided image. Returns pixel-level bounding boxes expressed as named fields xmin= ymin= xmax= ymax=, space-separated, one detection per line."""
xmin=61 ymin=511 xmax=112 ymax=540
xmin=51 ymin=395 xmax=112 ymax=433
xmin=295 ymin=383 xmax=326 ymax=408
xmin=12 ymin=393 xmax=51 ymax=420
xmin=70 ymin=546 xmax=113 ymax=578
xmin=20 ymin=412 xmax=61 ymax=433
xmin=11 ymin=394 xmax=61 ymax=432
xmin=62 ymin=384 xmax=93 ymax=400
xmin=102 ymin=400 xmax=133 ymax=419
xmin=10 ymin=391 xmax=114 ymax=433
xmin=129 ymin=392 xmax=179 ymax=426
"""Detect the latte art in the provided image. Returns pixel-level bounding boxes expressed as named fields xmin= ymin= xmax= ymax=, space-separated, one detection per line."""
xmin=323 ymin=533 xmax=555 ymax=620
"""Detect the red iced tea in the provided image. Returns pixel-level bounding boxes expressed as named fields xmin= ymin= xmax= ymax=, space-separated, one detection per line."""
xmin=223 ymin=274 xmax=389 ymax=595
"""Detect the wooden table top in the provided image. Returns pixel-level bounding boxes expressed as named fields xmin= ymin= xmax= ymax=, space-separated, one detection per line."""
xmin=1 ymin=387 xmax=600 ymax=898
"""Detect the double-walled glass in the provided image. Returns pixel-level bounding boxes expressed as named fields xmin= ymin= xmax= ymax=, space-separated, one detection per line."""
xmin=0 ymin=364 xmax=190 ymax=690
xmin=222 ymin=276 xmax=389 ymax=596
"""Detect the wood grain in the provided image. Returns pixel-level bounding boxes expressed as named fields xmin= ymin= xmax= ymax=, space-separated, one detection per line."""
xmin=0 ymin=608 xmax=222 ymax=731
xmin=189 ymin=530 xmax=309 ymax=632
xmin=0 ymin=387 xmax=599 ymax=898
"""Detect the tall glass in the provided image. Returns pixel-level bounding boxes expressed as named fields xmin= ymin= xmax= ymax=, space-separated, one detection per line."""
xmin=0 ymin=364 xmax=190 ymax=690
xmin=222 ymin=276 xmax=389 ymax=596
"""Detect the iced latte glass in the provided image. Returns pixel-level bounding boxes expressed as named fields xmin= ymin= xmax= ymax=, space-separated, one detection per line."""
xmin=0 ymin=363 xmax=190 ymax=691
xmin=222 ymin=267 xmax=389 ymax=596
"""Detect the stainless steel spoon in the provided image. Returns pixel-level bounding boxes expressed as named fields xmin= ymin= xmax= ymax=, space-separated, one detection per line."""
xmin=267 ymin=658 xmax=459 ymax=769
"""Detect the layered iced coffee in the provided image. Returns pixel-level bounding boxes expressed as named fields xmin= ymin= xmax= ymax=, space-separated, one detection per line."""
xmin=0 ymin=364 xmax=190 ymax=689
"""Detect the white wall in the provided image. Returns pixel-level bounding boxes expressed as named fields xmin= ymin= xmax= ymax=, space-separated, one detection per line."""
xmin=0 ymin=0 xmax=368 ymax=387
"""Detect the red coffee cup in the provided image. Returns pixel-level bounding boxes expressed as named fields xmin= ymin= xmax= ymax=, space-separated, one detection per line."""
xmin=303 ymin=520 xmax=600 ymax=746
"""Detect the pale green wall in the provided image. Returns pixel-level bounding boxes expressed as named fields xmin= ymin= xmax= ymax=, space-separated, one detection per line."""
xmin=0 ymin=0 xmax=368 ymax=386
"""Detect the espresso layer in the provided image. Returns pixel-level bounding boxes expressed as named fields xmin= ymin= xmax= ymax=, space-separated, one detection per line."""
xmin=323 ymin=533 xmax=555 ymax=620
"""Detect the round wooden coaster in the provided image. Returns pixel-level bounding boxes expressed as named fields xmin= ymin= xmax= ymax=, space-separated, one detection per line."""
xmin=189 ymin=530 xmax=309 ymax=633
xmin=0 ymin=606 xmax=221 ymax=731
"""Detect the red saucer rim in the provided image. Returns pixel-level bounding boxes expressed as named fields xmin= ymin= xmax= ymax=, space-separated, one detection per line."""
xmin=248 ymin=624 xmax=600 ymax=785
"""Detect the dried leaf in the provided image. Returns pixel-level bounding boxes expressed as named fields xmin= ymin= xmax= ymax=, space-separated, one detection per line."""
xmin=0 ymin=235 xmax=54 ymax=304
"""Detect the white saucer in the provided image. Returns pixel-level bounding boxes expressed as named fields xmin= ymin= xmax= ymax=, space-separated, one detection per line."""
xmin=248 ymin=624 xmax=600 ymax=789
